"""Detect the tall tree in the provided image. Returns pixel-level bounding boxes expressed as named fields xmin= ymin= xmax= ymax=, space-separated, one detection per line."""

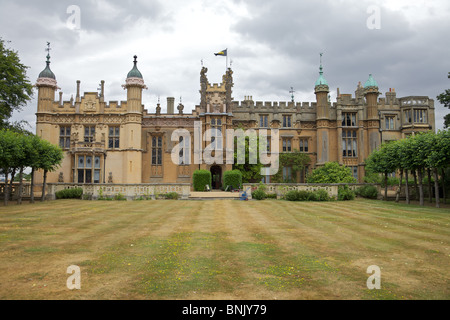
xmin=426 ymin=129 xmax=450 ymax=208
xmin=365 ymin=142 xmax=398 ymax=200
xmin=0 ymin=38 xmax=33 ymax=129
xmin=0 ymin=129 xmax=22 ymax=205
xmin=38 ymin=140 xmax=64 ymax=201
xmin=437 ymin=72 xmax=450 ymax=128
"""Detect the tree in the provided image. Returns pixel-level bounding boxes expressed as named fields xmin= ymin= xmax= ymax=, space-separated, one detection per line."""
xmin=307 ymin=162 xmax=356 ymax=184
xmin=37 ymin=140 xmax=64 ymax=201
xmin=271 ymin=150 xmax=311 ymax=183
xmin=437 ymin=72 xmax=450 ymax=128
xmin=426 ymin=129 xmax=450 ymax=207
xmin=0 ymin=130 xmax=21 ymax=205
xmin=0 ymin=38 xmax=33 ymax=129
xmin=232 ymin=133 xmax=263 ymax=183
xmin=365 ymin=142 xmax=399 ymax=200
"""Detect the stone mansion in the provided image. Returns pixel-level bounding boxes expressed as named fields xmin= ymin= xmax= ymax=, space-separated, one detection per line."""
xmin=34 ymin=52 xmax=435 ymax=188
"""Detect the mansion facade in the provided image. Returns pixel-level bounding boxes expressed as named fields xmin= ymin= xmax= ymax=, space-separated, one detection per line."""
xmin=34 ymin=53 xmax=436 ymax=188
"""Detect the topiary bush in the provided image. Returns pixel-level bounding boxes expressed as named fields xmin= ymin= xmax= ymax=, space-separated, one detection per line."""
xmin=223 ymin=170 xmax=242 ymax=191
xmin=338 ymin=185 xmax=355 ymax=201
xmin=357 ymin=185 xmax=378 ymax=199
xmin=193 ymin=169 xmax=212 ymax=191
xmin=55 ymin=188 xmax=83 ymax=199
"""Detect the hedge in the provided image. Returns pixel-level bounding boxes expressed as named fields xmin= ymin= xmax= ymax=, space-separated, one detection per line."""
xmin=338 ymin=185 xmax=355 ymax=201
xmin=357 ymin=185 xmax=378 ymax=199
xmin=55 ymin=188 xmax=83 ymax=199
xmin=223 ymin=170 xmax=242 ymax=191
xmin=193 ymin=170 xmax=212 ymax=191
xmin=284 ymin=189 xmax=330 ymax=201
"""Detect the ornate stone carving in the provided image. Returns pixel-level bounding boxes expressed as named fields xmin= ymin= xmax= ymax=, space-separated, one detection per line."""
xmin=36 ymin=77 xmax=59 ymax=89
xmin=122 ymin=77 xmax=148 ymax=90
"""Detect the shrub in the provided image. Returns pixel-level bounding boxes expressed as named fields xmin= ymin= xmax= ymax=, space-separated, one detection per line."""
xmin=284 ymin=190 xmax=309 ymax=201
xmin=223 ymin=170 xmax=242 ymax=191
xmin=284 ymin=190 xmax=300 ymax=201
xmin=55 ymin=188 xmax=83 ymax=199
xmin=338 ymin=185 xmax=355 ymax=201
xmin=310 ymin=189 xmax=330 ymax=201
xmin=307 ymin=162 xmax=357 ymax=183
xmin=164 ymin=192 xmax=179 ymax=200
xmin=114 ymin=193 xmax=126 ymax=201
xmin=193 ymin=169 xmax=212 ymax=191
xmin=265 ymin=193 xmax=277 ymax=199
xmin=252 ymin=188 xmax=267 ymax=200
xmin=284 ymin=189 xmax=330 ymax=201
xmin=357 ymin=185 xmax=378 ymax=199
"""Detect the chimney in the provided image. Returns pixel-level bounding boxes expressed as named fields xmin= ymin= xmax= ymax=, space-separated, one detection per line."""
xmin=167 ymin=97 xmax=175 ymax=114
xmin=59 ymin=91 xmax=63 ymax=106
xmin=100 ymin=80 xmax=105 ymax=99
xmin=76 ymin=80 xmax=81 ymax=102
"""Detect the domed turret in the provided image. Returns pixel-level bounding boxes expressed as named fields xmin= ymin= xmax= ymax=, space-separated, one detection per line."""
xmin=314 ymin=53 xmax=329 ymax=92
xmin=364 ymin=74 xmax=378 ymax=89
xmin=127 ymin=55 xmax=143 ymax=79
xmin=315 ymin=64 xmax=328 ymax=87
xmin=38 ymin=54 xmax=56 ymax=79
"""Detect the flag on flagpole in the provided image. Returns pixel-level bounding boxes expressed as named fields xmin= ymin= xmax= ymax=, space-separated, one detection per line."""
xmin=214 ymin=49 xmax=227 ymax=56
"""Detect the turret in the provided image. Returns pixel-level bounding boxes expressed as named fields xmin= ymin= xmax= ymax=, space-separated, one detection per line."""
xmin=314 ymin=54 xmax=329 ymax=119
xmin=36 ymin=43 xmax=59 ymax=113
xmin=315 ymin=54 xmax=330 ymax=164
xmin=364 ymin=74 xmax=379 ymax=120
xmin=121 ymin=55 xmax=147 ymax=183
xmin=364 ymin=73 xmax=381 ymax=154
xmin=122 ymin=55 xmax=147 ymax=113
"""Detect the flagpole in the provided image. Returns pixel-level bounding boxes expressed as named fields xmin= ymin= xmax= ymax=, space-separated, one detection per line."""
xmin=226 ymin=48 xmax=228 ymax=71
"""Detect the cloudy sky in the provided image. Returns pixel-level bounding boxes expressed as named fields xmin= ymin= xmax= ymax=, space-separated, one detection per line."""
xmin=1 ymin=0 xmax=449 ymax=132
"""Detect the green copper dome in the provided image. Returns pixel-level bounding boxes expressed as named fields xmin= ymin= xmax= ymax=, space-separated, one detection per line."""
xmin=315 ymin=64 xmax=328 ymax=87
xmin=127 ymin=55 xmax=143 ymax=79
xmin=364 ymin=74 xmax=378 ymax=88
xmin=38 ymin=54 xmax=56 ymax=79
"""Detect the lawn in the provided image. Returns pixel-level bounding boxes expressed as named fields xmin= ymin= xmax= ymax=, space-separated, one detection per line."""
xmin=0 ymin=198 xmax=448 ymax=300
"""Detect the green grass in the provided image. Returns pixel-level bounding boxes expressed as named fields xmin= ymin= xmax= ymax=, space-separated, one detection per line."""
xmin=0 ymin=198 xmax=448 ymax=300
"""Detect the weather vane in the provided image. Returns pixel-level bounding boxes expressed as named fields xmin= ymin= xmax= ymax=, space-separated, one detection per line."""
xmin=46 ymin=42 xmax=51 ymax=53
xmin=289 ymin=87 xmax=295 ymax=102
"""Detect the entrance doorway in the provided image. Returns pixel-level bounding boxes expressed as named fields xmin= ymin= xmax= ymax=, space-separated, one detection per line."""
xmin=210 ymin=165 xmax=222 ymax=190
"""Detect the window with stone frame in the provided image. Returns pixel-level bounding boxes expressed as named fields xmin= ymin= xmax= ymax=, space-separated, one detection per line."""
xmin=108 ymin=126 xmax=120 ymax=149
xmin=342 ymin=130 xmax=357 ymax=157
xmin=282 ymin=115 xmax=292 ymax=128
xmin=259 ymin=114 xmax=269 ymax=128
xmin=299 ymin=138 xmax=309 ymax=152
xmin=178 ymin=135 xmax=190 ymax=165
xmin=404 ymin=109 xmax=412 ymax=124
xmin=282 ymin=166 xmax=292 ymax=182
xmin=282 ymin=138 xmax=292 ymax=152
xmin=210 ymin=118 xmax=222 ymax=149
xmin=342 ymin=112 xmax=357 ymax=127
xmin=77 ymin=155 xmax=101 ymax=183
xmin=385 ymin=116 xmax=395 ymax=130
xmin=84 ymin=125 xmax=95 ymax=143
xmin=59 ymin=126 xmax=71 ymax=149
xmin=413 ymin=109 xmax=427 ymax=123
xmin=152 ymin=136 xmax=162 ymax=165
